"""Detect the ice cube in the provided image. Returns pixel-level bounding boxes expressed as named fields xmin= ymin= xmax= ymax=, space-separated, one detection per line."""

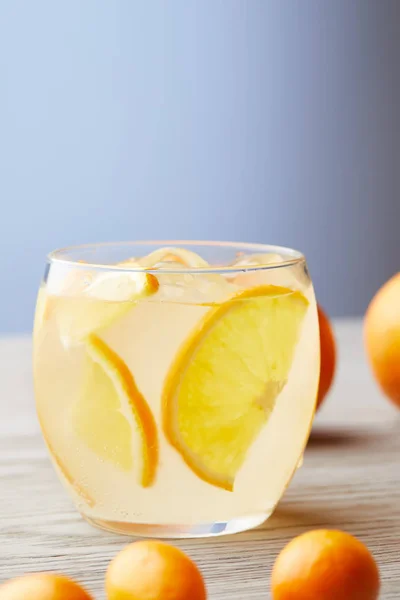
xmin=230 ymin=253 xmax=309 ymax=291
xmin=46 ymin=263 xmax=94 ymax=296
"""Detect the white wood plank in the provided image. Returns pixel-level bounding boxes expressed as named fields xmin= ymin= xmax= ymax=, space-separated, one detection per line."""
xmin=0 ymin=321 xmax=399 ymax=598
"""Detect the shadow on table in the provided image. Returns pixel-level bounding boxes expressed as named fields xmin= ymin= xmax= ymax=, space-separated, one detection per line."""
xmin=265 ymin=504 xmax=339 ymax=530
xmin=222 ymin=504 xmax=343 ymax=547
xmin=306 ymin=425 xmax=393 ymax=449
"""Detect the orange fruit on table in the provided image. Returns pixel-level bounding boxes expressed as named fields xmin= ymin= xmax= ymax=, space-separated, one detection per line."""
xmin=364 ymin=272 xmax=400 ymax=407
xmin=106 ymin=540 xmax=207 ymax=600
xmin=316 ymin=305 xmax=336 ymax=409
xmin=0 ymin=573 xmax=93 ymax=600
xmin=271 ymin=529 xmax=380 ymax=600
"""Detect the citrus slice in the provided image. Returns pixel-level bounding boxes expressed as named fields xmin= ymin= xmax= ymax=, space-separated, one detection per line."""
xmin=230 ymin=252 xmax=283 ymax=268
xmin=74 ymin=334 xmax=158 ymax=487
xmin=118 ymin=247 xmax=235 ymax=303
xmin=162 ymin=285 xmax=308 ymax=491
xmin=118 ymin=247 xmax=209 ymax=269
xmin=136 ymin=247 xmax=209 ymax=268
xmin=55 ymin=272 xmax=159 ymax=345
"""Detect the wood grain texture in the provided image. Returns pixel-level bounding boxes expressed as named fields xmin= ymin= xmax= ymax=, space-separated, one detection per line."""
xmin=0 ymin=321 xmax=399 ymax=599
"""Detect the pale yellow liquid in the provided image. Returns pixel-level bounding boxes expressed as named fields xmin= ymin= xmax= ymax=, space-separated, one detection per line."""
xmin=34 ymin=261 xmax=320 ymax=536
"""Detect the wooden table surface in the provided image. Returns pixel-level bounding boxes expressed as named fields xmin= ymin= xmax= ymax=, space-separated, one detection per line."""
xmin=0 ymin=320 xmax=399 ymax=598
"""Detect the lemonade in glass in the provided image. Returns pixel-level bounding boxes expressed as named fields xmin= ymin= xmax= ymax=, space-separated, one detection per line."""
xmin=33 ymin=241 xmax=320 ymax=537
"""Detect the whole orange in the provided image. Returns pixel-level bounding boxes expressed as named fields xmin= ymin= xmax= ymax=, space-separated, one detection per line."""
xmin=364 ymin=272 xmax=400 ymax=407
xmin=316 ymin=305 xmax=336 ymax=409
xmin=0 ymin=573 xmax=93 ymax=600
xmin=105 ymin=540 xmax=207 ymax=600
xmin=271 ymin=529 xmax=380 ymax=600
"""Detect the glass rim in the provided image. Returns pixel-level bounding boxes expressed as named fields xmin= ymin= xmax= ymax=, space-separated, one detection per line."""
xmin=47 ymin=240 xmax=306 ymax=274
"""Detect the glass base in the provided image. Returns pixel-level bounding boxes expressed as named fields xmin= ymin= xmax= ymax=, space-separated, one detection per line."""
xmin=82 ymin=512 xmax=270 ymax=538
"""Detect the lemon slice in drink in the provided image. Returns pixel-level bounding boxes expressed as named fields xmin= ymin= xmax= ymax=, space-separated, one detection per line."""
xmin=231 ymin=252 xmax=283 ymax=268
xmin=118 ymin=247 xmax=209 ymax=269
xmin=119 ymin=246 xmax=234 ymax=302
xmin=162 ymin=285 xmax=308 ymax=491
xmin=56 ymin=272 xmax=159 ymax=345
xmin=136 ymin=247 xmax=209 ymax=268
xmin=74 ymin=334 xmax=158 ymax=487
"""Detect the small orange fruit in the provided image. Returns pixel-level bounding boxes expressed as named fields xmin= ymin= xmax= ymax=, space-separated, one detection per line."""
xmin=106 ymin=540 xmax=207 ymax=600
xmin=316 ymin=305 xmax=336 ymax=409
xmin=364 ymin=272 xmax=400 ymax=407
xmin=0 ymin=573 xmax=93 ymax=600
xmin=271 ymin=529 xmax=380 ymax=600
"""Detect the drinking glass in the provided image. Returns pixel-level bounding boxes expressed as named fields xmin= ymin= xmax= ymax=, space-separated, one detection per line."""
xmin=33 ymin=241 xmax=320 ymax=537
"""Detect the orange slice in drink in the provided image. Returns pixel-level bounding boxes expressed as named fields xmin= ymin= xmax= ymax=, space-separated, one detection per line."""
xmin=74 ymin=335 xmax=158 ymax=487
xmin=136 ymin=247 xmax=209 ymax=268
xmin=118 ymin=246 xmax=240 ymax=303
xmin=162 ymin=285 xmax=308 ymax=491
xmin=118 ymin=247 xmax=209 ymax=269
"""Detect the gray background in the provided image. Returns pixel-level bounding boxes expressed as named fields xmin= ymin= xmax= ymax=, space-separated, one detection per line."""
xmin=1 ymin=0 xmax=399 ymax=333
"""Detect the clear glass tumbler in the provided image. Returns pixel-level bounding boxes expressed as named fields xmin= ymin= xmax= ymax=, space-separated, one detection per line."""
xmin=33 ymin=241 xmax=320 ymax=537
